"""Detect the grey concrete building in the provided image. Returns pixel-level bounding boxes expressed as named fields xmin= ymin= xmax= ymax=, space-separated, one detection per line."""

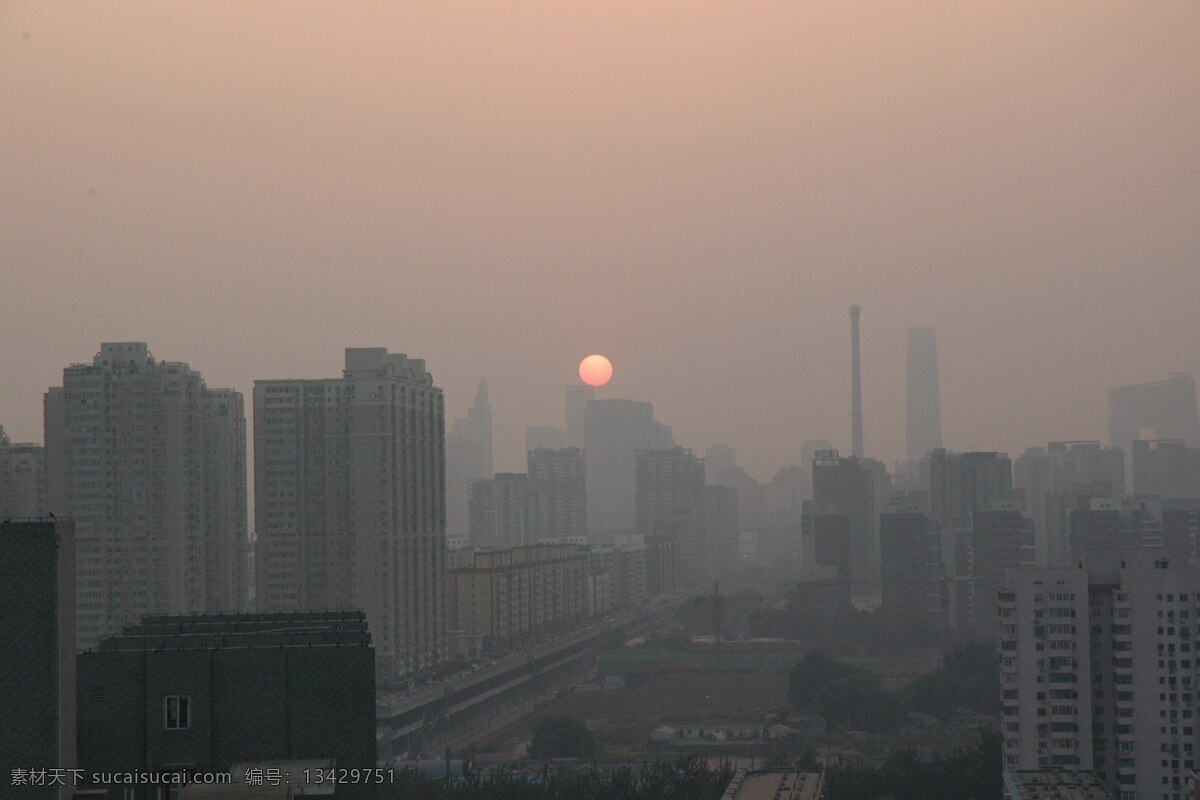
xmin=879 ymin=509 xmax=944 ymax=629
xmin=0 ymin=519 xmax=76 ymax=800
xmin=76 ymin=611 xmax=375 ymax=799
xmin=528 ymin=447 xmax=586 ymax=542
xmin=811 ymin=449 xmax=877 ymax=597
xmin=254 ymin=348 xmax=445 ymax=685
xmin=44 ymin=343 xmax=248 ymax=649
xmin=585 ymin=398 xmax=673 ymax=532
xmin=636 ymin=447 xmax=705 ymax=587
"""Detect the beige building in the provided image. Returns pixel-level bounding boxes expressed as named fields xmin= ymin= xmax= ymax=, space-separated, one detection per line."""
xmin=254 ymin=348 xmax=445 ymax=685
xmin=44 ymin=343 xmax=248 ymax=649
xmin=448 ymin=543 xmax=598 ymax=647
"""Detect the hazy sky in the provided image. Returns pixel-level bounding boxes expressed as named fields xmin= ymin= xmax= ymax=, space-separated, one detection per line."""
xmin=3 ymin=2 xmax=1199 ymax=479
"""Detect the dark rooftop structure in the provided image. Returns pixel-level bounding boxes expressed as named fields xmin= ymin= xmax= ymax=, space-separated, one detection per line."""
xmin=77 ymin=611 xmax=376 ymax=799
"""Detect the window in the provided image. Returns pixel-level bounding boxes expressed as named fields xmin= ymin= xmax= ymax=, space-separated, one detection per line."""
xmin=163 ymin=695 xmax=191 ymax=730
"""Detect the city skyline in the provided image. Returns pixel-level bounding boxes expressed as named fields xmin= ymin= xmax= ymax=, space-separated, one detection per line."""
xmin=3 ymin=3 xmax=1199 ymax=479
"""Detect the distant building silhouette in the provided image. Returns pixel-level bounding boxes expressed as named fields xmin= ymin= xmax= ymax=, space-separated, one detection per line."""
xmin=904 ymin=326 xmax=942 ymax=465
xmin=636 ymin=447 xmax=705 ymax=587
xmin=812 ymin=449 xmax=877 ymax=596
xmin=525 ymin=425 xmax=565 ymax=451
xmin=704 ymin=444 xmax=736 ymax=484
xmin=0 ymin=519 xmax=76 ymax=800
xmin=1014 ymin=441 xmax=1124 ymax=566
xmin=584 ymin=398 xmax=672 ymax=531
xmin=0 ymin=425 xmax=46 ymax=519
xmin=1131 ymin=439 xmax=1200 ymax=498
xmin=879 ymin=508 xmax=944 ymax=630
xmin=1109 ymin=374 xmax=1200 ymax=453
xmin=446 ymin=379 xmax=494 ymax=541
xmin=528 ymin=447 xmax=587 ymax=542
xmin=565 ymin=385 xmax=594 ymax=449
xmin=254 ymin=348 xmax=445 ymax=685
xmin=45 ymin=343 xmax=248 ymax=649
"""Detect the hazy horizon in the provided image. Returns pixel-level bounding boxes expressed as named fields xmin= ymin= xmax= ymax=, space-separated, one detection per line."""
xmin=3 ymin=2 xmax=1199 ymax=479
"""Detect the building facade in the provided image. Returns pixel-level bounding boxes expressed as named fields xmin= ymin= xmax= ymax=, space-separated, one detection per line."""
xmin=76 ymin=611 xmax=375 ymax=799
xmin=0 ymin=520 xmax=76 ymax=800
xmin=254 ymin=347 xmax=445 ymax=685
xmin=447 ymin=543 xmax=593 ymax=648
xmin=528 ymin=447 xmax=587 ymax=543
xmin=1002 ymin=550 xmax=1200 ymax=800
xmin=44 ymin=343 xmax=248 ymax=649
xmin=0 ymin=425 xmax=47 ymax=519
xmin=879 ymin=509 xmax=944 ymax=629
xmin=636 ymin=447 xmax=705 ymax=587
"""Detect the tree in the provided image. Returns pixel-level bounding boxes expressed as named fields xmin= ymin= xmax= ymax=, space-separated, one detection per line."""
xmin=528 ymin=717 xmax=596 ymax=759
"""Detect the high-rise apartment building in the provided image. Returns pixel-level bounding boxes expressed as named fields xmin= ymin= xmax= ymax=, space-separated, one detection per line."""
xmin=966 ymin=505 xmax=1035 ymax=638
xmin=1002 ymin=550 xmax=1200 ymax=800
xmin=528 ymin=447 xmax=586 ymax=542
xmin=636 ymin=447 xmax=705 ymax=587
xmin=0 ymin=520 xmax=76 ymax=800
xmin=493 ymin=472 xmax=531 ymax=547
xmin=905 ymin=327 xmax=942 ymax=465
xmin=703 ymin=484 xmax=739 ymax=580
xmin=44 ymin=343 xmax=248 ymax=649
xmin=254 ymin=347 xmax=445 ymax=685
xmin=0 ymin=425 xmax=46 ymax=519
xmin=565 ymin=385 xmax=594 ymax=449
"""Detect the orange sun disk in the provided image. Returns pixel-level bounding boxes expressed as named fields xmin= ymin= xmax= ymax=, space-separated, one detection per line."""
xmin=579 ymin=355 xmax=613 ymax=387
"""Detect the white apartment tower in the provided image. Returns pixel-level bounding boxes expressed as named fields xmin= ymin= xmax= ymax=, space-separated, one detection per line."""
xmin=44 ymin=343 xmax=248 ymax=649
xmin=254 ymin=348 xmax=446 ymax=685
xmin=1003 ymin=550 xmax=1200 ymax=800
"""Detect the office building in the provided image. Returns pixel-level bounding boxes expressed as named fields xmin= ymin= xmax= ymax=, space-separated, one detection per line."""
xmin=1109 ymin=374 xmax=1200 ymax=455
xmin=1131 ymin=439 xmax=1200 ymax=499
xmin=1015 ymin=442 xmax=1125 ymax=567
xmin=966 ymin=505 xmax=1035 ymax=638
xmin=445 ymin=379 xmax=494 ymax=541
xmin=0 ymin=519 xmax=76 ymax=800
xmin=905 ymin=326 xmax=942 ymax=466
xmin=812 ymin=449 xmax=876 ymax=596
xmin=255 ymin=347 xmax=445 ymax=684
xmin=704 ymin=484 xmax=739 ymax=580
xmin=76 ymin=611 xmax=374 ymax=799
xmin=879 ymin=509 xmax=944 ymax=629
xmin=565 ymin=385 xmax=593 ymax=449
xmin=44 ymin=343 xmax=248 ymax=649
xmin=636 ymin=447 xmax=705 ymax=586
xmin=585 ymin=398 xmax=672 ymax=531
xmin=1002 ymin=550 xmax=1200 ymax=800
xmin=927 ymin=449 xmax=1014 ymax=531
xmin=1069 ymin=497 xmax=1165 ymax=564
xmin=528 ymin=447 xmax=587 ymax=542
xmin=493 ymin=472 xmax=531 ymax=547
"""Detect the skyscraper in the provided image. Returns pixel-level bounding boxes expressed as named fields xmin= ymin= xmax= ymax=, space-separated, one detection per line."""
xmin=879 ymin=508 xmax=944 ymax=629
xmin=528 ymin=447 xmax=587 ymax=542
xmin=254 ymin=347 xmax=445 ymax=684
xmin=584 ymin=398 xmax=673 ymax=531
xmin=927 ymin=449 xmax=1014 ymax=531
xmin=565 ymin=385 xmax=594 ymax=449
xmin=44 ymin=343 xmax=248 ymax=649
xmin=636 ymin=447 xmax=705 ymax=587
xmin=1109 ymin=373 xmax=1200 ymax=454
xmin=812 ymin=449 xmax=877 ymax=596
xmin=445 ymin=378 xmax=494 ymax=540
xmin=905 ymin=326 xmax=942 ymax=465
